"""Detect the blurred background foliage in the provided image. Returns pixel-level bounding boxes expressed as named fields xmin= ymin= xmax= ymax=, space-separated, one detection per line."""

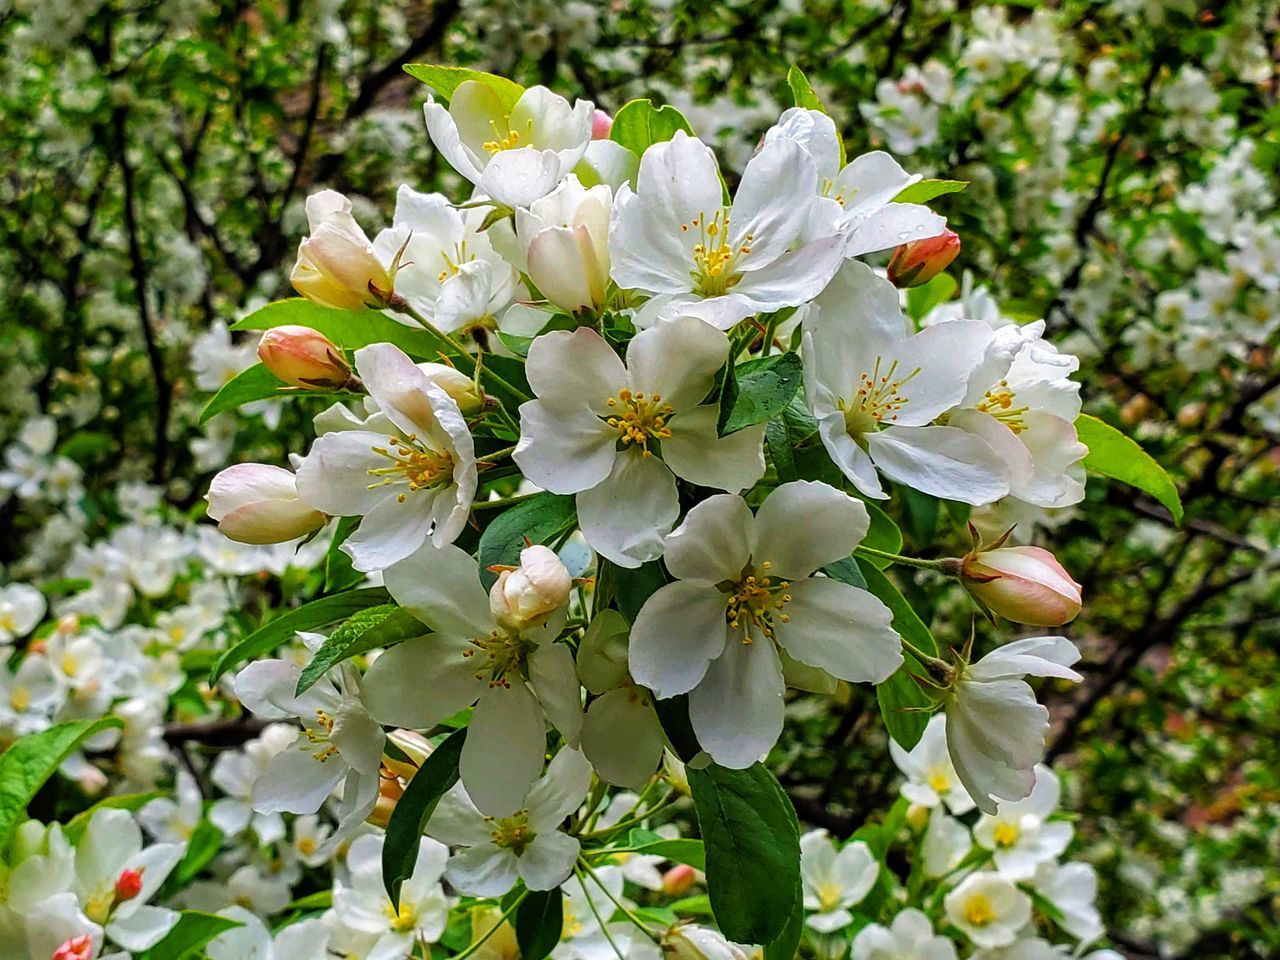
xmin=1 ymin=0 xmax=1277 ymax=956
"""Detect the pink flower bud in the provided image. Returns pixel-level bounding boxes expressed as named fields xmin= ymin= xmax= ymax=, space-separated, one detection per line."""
xmin=52 ymin=935 xmax=95 ymax=960
xmin=591 ymin=109 xmax=613 ymax=140
xmin=662 ymin=863 xmax=698 ymax=896
xmin=962 ymin=545 xmax=1082 ymax=626
xmin=290 ymin=190 xmax=393 ymax=310
xmin=887 ymin=228 xmax=960 ymax=288
xmin=113 ymin=866 xmax=145 ymax=904
xmin=489 ymin=545 xmax=572 ymax=631
xmin=257 ymin=326 xmax=353 ymax=389
xmin=206 ymin=463 xmax=327 ymax=545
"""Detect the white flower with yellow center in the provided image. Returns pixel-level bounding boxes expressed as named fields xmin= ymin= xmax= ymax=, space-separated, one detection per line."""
xmin=233 ymin=658 xmax=385 ymax=842
xmin=0 ymin=654 xmax=62 ymax=736
xmin=373 ymin=185 xmax=519 ymax=335
xmin=802 ymin=261 xmax=1011 ymax=504
xmin=763 ymin=107 xmax=948 ymax=257
xmin=206 ymin=906 xmax=330 ymax=960
xmin=424 ymin=82 xmax=594 ymax=209
xmin=800 ymin=830 xmax=879 ymax=933
xmin=0 ymin=582 xmax=45 ymax=646
xmin=888 ymin=714 xmax=976 ymax=815
xmin=973 ymin=764 xmax=1072 ymax=880
xmin=942 ymin=637 xmax=1082 ymax=815
xmin=330 ymin=833 xmax=450 ymax=960
xmin=296 ymin=343 xmax=476 ymax=572
xmin=513 ymin=319 xmax=766 ymax=568
xmin=943 ymin=872 xmax=1031 ymax=949
xmin=609 ymin=130 xmax=845 ymax=330
xmin=852 ymin=908 xmax=958 ymax=960
xmin=629 ymin=481 xmax=902 ymax=768
xmin=426 ymin=748 xmax=593 ymax=896
xmin=362 ymin=543 xmax=581 ymax=816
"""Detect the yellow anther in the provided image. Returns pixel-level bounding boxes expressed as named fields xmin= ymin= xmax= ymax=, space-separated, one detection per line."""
xmin=603 ymin=389 xmax=675 ymax=455
xmin=367 ymin=435 xmax=454 ymax=494
xmin=839 ymin=356 xmax=922 ymax=436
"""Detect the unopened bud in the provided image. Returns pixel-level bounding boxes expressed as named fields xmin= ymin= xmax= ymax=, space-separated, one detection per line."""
xmin=113 ymin=866 xmax=145 ymax=905
xmin=52 ymin=935 xmax=95 ymax=960
xmin=489 ymin=545 xmax=572 ymax=631
xmin=291 ymin=190 xmax=394 ymax=311
xmin=905 ymin=803 xmax=931 ymax=831
xmin=258 ymin=326 xmax=353 ymax=389
xmin=591 ymin=109 xmax=613 ymax=140
xmin=368 ymin=768 xmax=407 ymax=829
xmin=206 ymin=463 xmax=327 ymax=545
xmin=418 ymin=362 xmax=485 ymax=415
xmin=663 ymin=863 xmax=699 ymax=896
xmin=961 ymin=545 xmax=1082 ymax=626
xmin=384 ymin=729 xmax=434 ymax=782
xmin=888 ymin=228 xmax=961 ymax=288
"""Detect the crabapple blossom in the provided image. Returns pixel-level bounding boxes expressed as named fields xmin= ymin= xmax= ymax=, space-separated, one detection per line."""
xmin=291 ymin=190 xmax=394 ymax=310
xmin=256 ymin=325 xmax=353 ymax=389
xmin=852 ymin=909 xmax=958 ymax=960
xmin=943 ymin=872 xmax=1032 ymax=949
xmin=960 ymin=544 xmax=1083 ymax=626
xmin=205 ymin=463 xmax=328 ymax=546
xmin=800 ymin=830 xmax=879 ymax=932
xmin=973 ymin=765 xmax=1073 ymax=880
xmin=889 ymin=714 xmax=977 ymax=815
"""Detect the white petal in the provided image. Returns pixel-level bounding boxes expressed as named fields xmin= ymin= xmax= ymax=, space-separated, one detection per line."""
xmin=518 ymin=831 xmax=581 ymax=891
xmin=446 ymin=843 xmax=521 ymax=897
xmin=461 ymin=681 xmax=547 ymax=816
xmin=775 ymin=577 xmax=902 ymax=683
xmin=751 ymin=480 xmax=870 ymax=579
xmin=513 ymin=400 xmax=618 ymax=495
xmin=580 ymin=688 xmax=665 ymax=789
xmin=576 ymin=450 xmax=679 ymax=568
xmin=528 ymin=642 xmax=584 ymax=745
xmin=295 ymin=430 xmax=394 ymax=516
xmin=662 ymin=407 xmax=766 ymax=492
xmin=383 ymin=542 xmax=493 ymax=638
xmin=362 ymin=637 xmax=485 ymax=729
xmin=626 ymin=317 xmax=729 ymax=412
xmin=526 ymin=747 xmax=594 ymax=830
xmin=688 ymin=639 xmax=785 ymax=768
xmin=250 ymin=745 xmax=346 ymax=815
xmin=525 ymin=327 xmax=627 ymax=414
xmin=629 ymin=581 xmax=731 ymax=699
xmin=866 ymin=426 xmax=1009 ymax=505
xmin=343 ymin=492 xmax=435 ymax=572
xmin=731 ymin=138 xmax=819 ymax=268
xmin=661 ymin=494 xmax=753 ymax=583
xmin=106 ymin=905 xmax=179 ymax=952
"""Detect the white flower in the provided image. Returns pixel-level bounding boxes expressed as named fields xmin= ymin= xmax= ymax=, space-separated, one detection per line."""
xmin=801 ymin=262 xmax=1010 ymax=504
xmin=1033 ymin=861 xmax=1104 ymax=944
xmin=0 ymin=582 xmax=46 ymax=646
xmin=424 ymin=83 xmax=594 ymax=208
xmin=363 ymin=543 xmax=580 ymax=815
xmin=973 ymin=764 xmax=1072 ymax=880
xmin=206 ymin=906 xmax=329 ymax=960
xmin=291 ymin=190 xmax=393 ymax=310
xmin=0 ymin=654 xmax=63 ymax=736
xmin=373 ymin=185 xmax=518 ymax=335
xmin=0 ymin=824 xmax=104 ymax=960
xmin=138 ymin=769 xmax=202 ymax=843
xmin=889 ymin=714 xmax=976 ymax=815
xmin=426 ymin=747 xmax=593 ymax=896
xmin=763 ymin=108 xmax=947 ymax=257
xmin=206 ymin=463 xmax=328 ymax=545
xmin=942 ymin=636 xmax=1082 ymax=814
xmin=331 ymin=833 xmax=451 ymax=960
xmin=969 ymin=938 xmax=1071 ymax=960
xmin=629 ymin=481 xmax=902 ymax=768
xmin=208 ymin=722 xmax=296 ymax=844
xmin=921 ymin=810 xmax=972 ymax=878
xmin=556 ymin=866 xmax=648 ymax=960
xmin=799 ymin=830 xmax=878 ymax=932
xmin=296 ymin=343 xmax=477 ymax=571
xmin=609 ymin=131 xmax=845 ymax=330
xmin=73 ymin=809 xmax=185 ymax=952
xmin=943 ymin=872 xmax=1032 ymax=949
xmin=852 ymin=908 xmax=958 ymax=960
xmin=233 ymin=658 xmax=385 ymax=844
xmin=514 ymin=175 xmax=612 ymax=314
xmin=513 ymin=319 xmax=765 ymax=568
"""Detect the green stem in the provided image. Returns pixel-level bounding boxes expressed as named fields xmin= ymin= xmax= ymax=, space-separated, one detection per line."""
xmin=853 ymin=545 xmax=950 ymax=572
xmin=476 ymin=445 xmax=517 ymax=464
xmin=471 ymin=492 xmax=541 ymax=512
xmin=580 ymin=791 xmax=678 ymax=840
xmin=577 ymin=859 xmax=662 ymax=943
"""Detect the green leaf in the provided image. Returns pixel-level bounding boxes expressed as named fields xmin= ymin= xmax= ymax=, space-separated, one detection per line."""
xmin=906 ymin=272 xmax=958 ymax=321
xmin=858 ymin=498 xmax=903 ymax=567
xmin=403 ymin=64 xmax=524 ymax=112
xmin=0 ymin=717 xmax=123 ymax=844
xmin=63 ymin=792 xmax=159 ymax=842
xmin=764 ymin=889 xmax=806 ymax=960
xmin=170 ymin=821 xmax=224 ymax=887
xmin=296 ymin=606 xmax=426 ymax=695
xmin=892 ymin=179 xmax=968 ymax=204
xmin=232 ymin=298 xmax=448 ymax=361
xmin=1077 ymin=413 xmax=1183 ymax=525
xmin=515 ymin=888 xmax=563 ymax=960
xmin=199 ymin=364 xmax=288 ymax=424
xmin=610 ymin=99 xmax=695 ymax=155
xmin=611 ymin=560 xmax=667 ymax=623
xmin=670 ymin=894 xmax=714 ymax=916
xmin=688 ymin=763 xmax=801 ymax=945
xmin=210 ymin=587 xmax=391 ymax=682
xmin=717 ymin=353 xmax=803 ymax=437
xmin=622 ymin=830 xmax=706 ymax=870
xmin=324 ymin=516 xmax=363 ymax=592
xmin=858 ymin=560 xmax=936 ymax=749
xmin=383 ymin=728 xmax=466 ymax=907
xmin=136 ymin=911 xmax=242 ymax=960
xmin=653 ymin=695 xmax=701 ymax=764
xmin=786 ymin=65 xmax=843 ymax=167
xmin=899 ymin=486 xmax=940 ymax=545
xmin=477 ymin=493 xmax=578 ymax=590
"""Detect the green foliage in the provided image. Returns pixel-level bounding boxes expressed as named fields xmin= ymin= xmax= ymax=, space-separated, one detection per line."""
xmin=383 ymin=728 xmax=466 ymax=907
xmin=609 ymin=99 xmax=695 ymax=155
xmin=135 ymin=911 xmax=242 ymax=960
xmin=514 ymin=889 xmax=564 ymax=960
xmin=717 ymin=352 xmax=803 ymax=437
xmin=1077 ymin=413 xmax=1184 ymax=524
xmin=296 ymin=605 xmax=427 ymax=695
xmin=403 ymin=64 xmax=524 ymax=111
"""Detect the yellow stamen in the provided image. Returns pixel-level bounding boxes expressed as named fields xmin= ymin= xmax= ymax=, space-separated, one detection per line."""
xmin=604 ymin=389 xmax=674 ymax=457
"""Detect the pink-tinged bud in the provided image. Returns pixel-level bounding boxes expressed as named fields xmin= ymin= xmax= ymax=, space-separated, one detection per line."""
xmin=206 ymin=463 xmax=327 ymax=545
xmin=290 ymin=190 xmax=394 ymax=310
xmin=367 ymin=768 xmax=406 ymax=829
xmin=489 ymin=545 xmax=572 ymax=631
xmin=113 ymin=867 xmax=145 ymax=904
xmin=591 ymin=109 xmax=613 ymax=140
xmin=258 ymin=326 xmax=353 ymax=389
xmin=887 ymin=229 xmax=961 ymax=288
xmin=662 ymin=863 xmax=698 ymax=896
xmin=52 ymin=935 xmax=95 ymax=960
xmin=962 ymin=545 xmax=1082 ymax=626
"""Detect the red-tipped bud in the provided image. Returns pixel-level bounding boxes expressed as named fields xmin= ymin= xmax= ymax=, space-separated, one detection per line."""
xmin=591 ymin=109 xmax=613 ymax=140
xmin=113 ymin=867 xmax=145 ymax=905
xmin=662 ymin=863 xmax=699 ymax=896
xmin=52 ymin=935 xmax=95 ymax=960
xmin=962 ymin=545 xmax=1082 ymax=626
xmin=257 ymin=325 xmax=353 ymax=389
xmin=888 ymin=228 xmax=960 ymax=288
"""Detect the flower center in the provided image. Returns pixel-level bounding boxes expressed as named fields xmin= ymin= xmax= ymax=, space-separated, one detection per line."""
xmin=303 ymin=708 xmax=340 ymax=763
xmin=975 ymin=380 xmax=1029 ymax=434
xmin=840 ymin=356 xmax=921 ymax=437
xmin=368 ymin=434 xmax=454 ymax=502
xmin=963 ymin=893 xmax=996 ymax=927
xmin=0 ymin=612 xmax=15 ymax=632
xmin=992 ymin=821 xmax=1020 ymax=848
xmin=604 ymin=389 xmax=674 ymax=457
xmin=9 ymin=686 xmax=30 ymax=712
xmin=436 ymin=239 xmax=473 ymax=283
xmin=387 ymin=900 xmax=419 ymax=933
xmin=820 ymin=177 xmax=855 ymax=208
xmin=482 ymin=119 xmax=533 ymax=154
xmin=488 ymin=810 xmax=536 ymax=854
xmin=926 ymin=768 xmax=952 ymax=793
xmin=684 ymin=210 xmax=752 ymax=297
xmin=816 ymin=880 xmax=844 ymax=913
xmin=724 ymin=562 xmax=792 ymax=642
xmin=463 ymin=631 xmax=532 ymax=687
